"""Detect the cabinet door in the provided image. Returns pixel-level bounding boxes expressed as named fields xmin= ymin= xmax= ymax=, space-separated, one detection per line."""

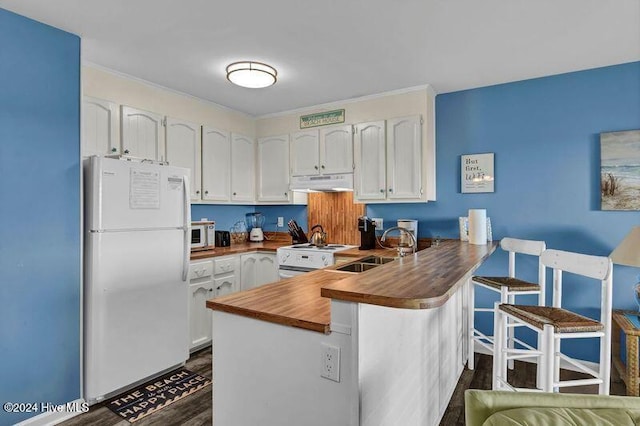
xmin=387 ymin=115 xmax=422 ymax=200
xmin=82 ymin=96 xmax=119 ymax=157
xmin=257 ymin=135 xmax=290 ymax=202
xmin=166 ymin=117 xmax=202 ymax=201
xmin=240 ymin=254 xmax=257 ymax=291
xmin=202 ymin=126 xmax=231 ymax=201
xmin=189 ymin=281 xmax=214 ymax=350
xmin=321 ymin=125 xmax=353 ymax=174
xmin=231 ymin=133 xmax=256 ymax=202
xmin=121 ymin=106 xmax=164 ymax=161
xmin=255 ymin=253 xmax=278 ymax=286
xmin=291 ymin=130 xmax=320 ymax=176
xmin=214 ymin=274 xmax=239 ymax=297
xmin=354 ymin=121 xmax=386 ymax=201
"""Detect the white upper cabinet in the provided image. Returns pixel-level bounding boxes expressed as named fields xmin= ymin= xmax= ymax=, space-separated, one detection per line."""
xmin=165 ymin=118 xmax=202 ymax=201
xmin=82 ymin=96 xmax=119 ymax=157
xmin=230 ymin=133 xmax=256 ymax=202
xmin=354 ymin=121 xmax=387 ymax=200
xmin=121 ymin=106 xmax=165 ymax=161
xmin=257 ymin=134 xmax=290 ymax=203
xmin=291 ymin=130 xmax=320 ymax=176
xmin=291 ymin=126 xmax=353 ymax=177
xmin=320 ymin=125 xmax=353 ymax=174
xmin=386 ymin=115 xmax=422 ymax=200
xmin=202 ymin=126 xmax=231 ymax=202
xmin=354 ymin=116 xmax=428 ymax=203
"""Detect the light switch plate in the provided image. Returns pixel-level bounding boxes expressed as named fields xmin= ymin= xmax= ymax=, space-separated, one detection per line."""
xmin=277 ymin=217 xmax=284 ymax=227
xmin=372 ymin=218 xmax=383 ymax=230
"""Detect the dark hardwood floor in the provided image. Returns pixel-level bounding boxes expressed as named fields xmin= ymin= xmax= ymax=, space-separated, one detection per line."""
xmin=62 ymin=349 xmax=626 ymax=426
xmin=60 ymin=348 xmax=212 ymax=426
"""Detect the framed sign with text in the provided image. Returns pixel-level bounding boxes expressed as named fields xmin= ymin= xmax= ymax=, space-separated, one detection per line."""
xmin=461 ymin=153 xmax=495 ymax=193
xmin=300 ymin=109 xmax=345 ymax=129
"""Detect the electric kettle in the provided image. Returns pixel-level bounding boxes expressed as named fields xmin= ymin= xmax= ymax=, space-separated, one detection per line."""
xmin=309 ymin=224 xmax=327 ymax=247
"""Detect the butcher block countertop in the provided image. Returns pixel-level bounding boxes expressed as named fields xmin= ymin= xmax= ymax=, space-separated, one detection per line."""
xmin=190 ymin=240 xmax=288 ymax=260
xmin=207 ymin=240 xmax=498 ymax=333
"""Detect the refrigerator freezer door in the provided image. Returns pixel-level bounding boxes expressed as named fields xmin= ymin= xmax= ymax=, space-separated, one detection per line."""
xmin=84 ymin=229 xmax=189 ymax=401
xmin=86 ymin=156 xmax=189 ymax=231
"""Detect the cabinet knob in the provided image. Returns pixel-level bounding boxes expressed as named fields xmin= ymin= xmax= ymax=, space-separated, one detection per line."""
xmin=388 ymin=188 xmax=393 ymax=193
xmin=209 ymin=288 xmax=214 ymax=292
xmin=111 ymin=147 xmax=117 ymax=153
xmin=233 ymin=192 xmax=237 ymax=196
xmin=124 ymin=149 xmax=130 ymax=154
xmin=321 ymin=165 xmax=325 ymax=169
xmin=314 ymin=165 xmax=318 ymax=170
xmin=196 ymin=190 xmax=200 ymax=194
xmin=380 ymin=189 xmax=384 ymax=193
xmin=204 ymin=190 xmax=209 ymax=195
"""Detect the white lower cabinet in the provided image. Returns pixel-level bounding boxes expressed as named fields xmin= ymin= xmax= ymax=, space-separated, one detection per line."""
xmin=189 ymin=255 xmax=239 ymax=352
xmin=240 ymin=252 xmax=278 ymax=291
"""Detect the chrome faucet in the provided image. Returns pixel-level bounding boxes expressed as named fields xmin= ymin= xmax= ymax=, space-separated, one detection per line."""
xmin=381 ymin=226 xmax=417 ymax=257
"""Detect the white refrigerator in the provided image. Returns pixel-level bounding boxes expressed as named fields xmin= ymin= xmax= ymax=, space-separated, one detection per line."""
xmin=83 ymin=156 xmax=191 ymax=403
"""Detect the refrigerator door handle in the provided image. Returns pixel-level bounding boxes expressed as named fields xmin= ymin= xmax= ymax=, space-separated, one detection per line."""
xmin=182 ymin=175 xmax=191 ymax=282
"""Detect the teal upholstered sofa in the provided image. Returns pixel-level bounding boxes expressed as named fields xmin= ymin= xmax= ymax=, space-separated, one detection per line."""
xmin=465 ymin=390 xmax=640 ymax=425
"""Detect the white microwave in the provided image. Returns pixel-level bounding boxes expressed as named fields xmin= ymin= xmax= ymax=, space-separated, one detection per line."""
xmin=191 ymin=221 xmax=215 ymax=251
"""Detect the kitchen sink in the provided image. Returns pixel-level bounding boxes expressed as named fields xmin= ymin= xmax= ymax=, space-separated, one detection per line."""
xmin=335 ymin=262 xmax=380 ymax=273
xmin=359 ymin=255 xmax=396 ymax=265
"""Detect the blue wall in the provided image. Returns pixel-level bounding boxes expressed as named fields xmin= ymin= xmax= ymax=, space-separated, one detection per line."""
xmin=367 ymin=62 xmax=640 ymax=362
xmin=192 ymin=204 xmax=307 ymax=234
xmin=0 ymin=8 xmax=81 ymax=425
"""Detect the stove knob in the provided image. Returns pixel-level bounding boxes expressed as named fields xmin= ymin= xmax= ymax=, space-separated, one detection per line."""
xmin=322 ymin=255 xmax=326 ymax=261
xmin=323 ymin=258 xmax=329 ymax=266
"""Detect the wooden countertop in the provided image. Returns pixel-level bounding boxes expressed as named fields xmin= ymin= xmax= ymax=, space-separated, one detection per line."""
xmin=190 ymin=241 xmax=289 ymax=260
xmin=321 ymin=240 xmax=498 ymax=309
xmin=206 ymin=270 xmax=350 ymax=334
xmin=207 ymin=240 xmax=498 ymax=333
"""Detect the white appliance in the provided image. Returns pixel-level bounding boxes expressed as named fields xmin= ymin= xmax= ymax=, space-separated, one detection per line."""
xmin=289 ymin=173 xmax=353 ymax=192
xmin=398 ymin=219 xmax=418 ymax=250
xmin=83 ymin=156 xmax=190 ymax=403
xmin=277 ymin=243 xmax=356 ymax=279
xmin=191 ymin=220 xmax=215 ymax=251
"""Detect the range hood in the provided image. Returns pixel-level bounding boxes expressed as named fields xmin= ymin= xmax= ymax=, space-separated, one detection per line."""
xmin=290 ymin=173 xmax=353 ymax=192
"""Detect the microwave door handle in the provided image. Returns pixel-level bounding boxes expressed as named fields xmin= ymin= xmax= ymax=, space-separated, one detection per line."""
xmin=182 ymin=175 xmax=191 ymax=282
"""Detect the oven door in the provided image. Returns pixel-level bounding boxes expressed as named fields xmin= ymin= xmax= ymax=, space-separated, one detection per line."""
xmin=278 ymin=265 xmax=316 ymax=280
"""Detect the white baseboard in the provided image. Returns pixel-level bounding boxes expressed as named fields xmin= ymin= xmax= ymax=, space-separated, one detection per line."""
xmin=473 ymin=344 xmax=600 ymax=373
xmin=15 ymin=399 xmax=88 ymax=426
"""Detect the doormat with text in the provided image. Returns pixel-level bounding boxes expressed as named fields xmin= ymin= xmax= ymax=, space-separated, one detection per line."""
xmin=106 ymin=368 xmax=211 ymax=423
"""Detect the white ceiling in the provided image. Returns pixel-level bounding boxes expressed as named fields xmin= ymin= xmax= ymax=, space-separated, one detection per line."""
xmin=1 ymin=0 xmax=639 ymax=117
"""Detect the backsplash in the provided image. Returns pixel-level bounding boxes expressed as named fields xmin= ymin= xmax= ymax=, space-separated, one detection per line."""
xmin=308 ymin=192 xmax=364 ymax=245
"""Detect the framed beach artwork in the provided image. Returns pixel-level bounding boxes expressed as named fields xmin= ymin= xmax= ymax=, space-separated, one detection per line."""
xmin=601 ymin=129 xmax=640 ymax=210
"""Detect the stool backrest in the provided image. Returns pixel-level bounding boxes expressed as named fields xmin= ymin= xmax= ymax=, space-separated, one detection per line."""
xmin=500 ymin=238 xmax=547 ymax=300
xmin=540 ymin=249 xmax=613 ymax=323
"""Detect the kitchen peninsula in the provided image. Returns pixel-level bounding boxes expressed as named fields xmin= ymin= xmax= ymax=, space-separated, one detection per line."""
xmin=206 ymin=240 xmax=497 ymax=426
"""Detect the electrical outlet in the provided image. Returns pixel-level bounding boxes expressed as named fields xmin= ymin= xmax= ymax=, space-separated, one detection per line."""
xmin=372 ymin=218 xmax=383 ymax=230
xmin=277 ymin=217 xmax=284 ymax=227
xmin=320 ymin=343 xmax=340 ymax=382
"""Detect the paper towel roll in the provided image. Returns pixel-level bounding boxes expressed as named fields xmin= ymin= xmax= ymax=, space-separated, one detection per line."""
xmin=468 ymin=209 xmax=487 ymax=245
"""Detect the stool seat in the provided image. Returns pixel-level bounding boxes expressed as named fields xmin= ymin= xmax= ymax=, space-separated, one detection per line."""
xmin=473 ymin=276 xmax=540 ymax=292
xmin=499 ymin=304 xmax=604 ymax=333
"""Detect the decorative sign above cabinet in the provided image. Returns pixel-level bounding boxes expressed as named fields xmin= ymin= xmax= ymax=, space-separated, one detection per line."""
xmin=461 ymin=153 xmax=495 ymax=193
xmin=300 ymin=109 xmax=345 ymax=129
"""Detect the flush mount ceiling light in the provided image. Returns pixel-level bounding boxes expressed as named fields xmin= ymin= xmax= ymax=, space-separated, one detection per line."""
xmin=226 ymin=61 xmax=277 ymax=88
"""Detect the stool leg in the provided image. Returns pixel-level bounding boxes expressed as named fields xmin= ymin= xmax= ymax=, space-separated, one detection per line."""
xmin=468 ymin=280 xmax=475 ymax=370
xmin=541 ymin=324 xmax=554 ymax=392
xmin=536 ymin=291 xmax=543 ymax=389
xmin=492 ymin=302 xmax=504 ymax=390
xmin=505 ymin=289 xmax=514 ymax=370
xmin=554 ymin=336 xmax=560 ymax=393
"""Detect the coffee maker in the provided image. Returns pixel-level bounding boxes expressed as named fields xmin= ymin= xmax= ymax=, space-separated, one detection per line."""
xmin=358 ymin=216 xmax=376 ymax=250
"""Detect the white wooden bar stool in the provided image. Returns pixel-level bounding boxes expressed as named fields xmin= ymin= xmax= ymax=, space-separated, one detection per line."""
xmin=468 ymin=237 xmax=546 ymax=372
xmin=493 ymin=249 xmax=613 ymax=394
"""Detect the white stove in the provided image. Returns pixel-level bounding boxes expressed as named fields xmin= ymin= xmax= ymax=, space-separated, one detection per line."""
xmin=277 ymin=243 xmax=356 ymax=279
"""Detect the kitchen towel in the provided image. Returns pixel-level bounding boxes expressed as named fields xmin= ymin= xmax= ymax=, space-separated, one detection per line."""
xmin=468 ymin=209 xmax=487 ymax=245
